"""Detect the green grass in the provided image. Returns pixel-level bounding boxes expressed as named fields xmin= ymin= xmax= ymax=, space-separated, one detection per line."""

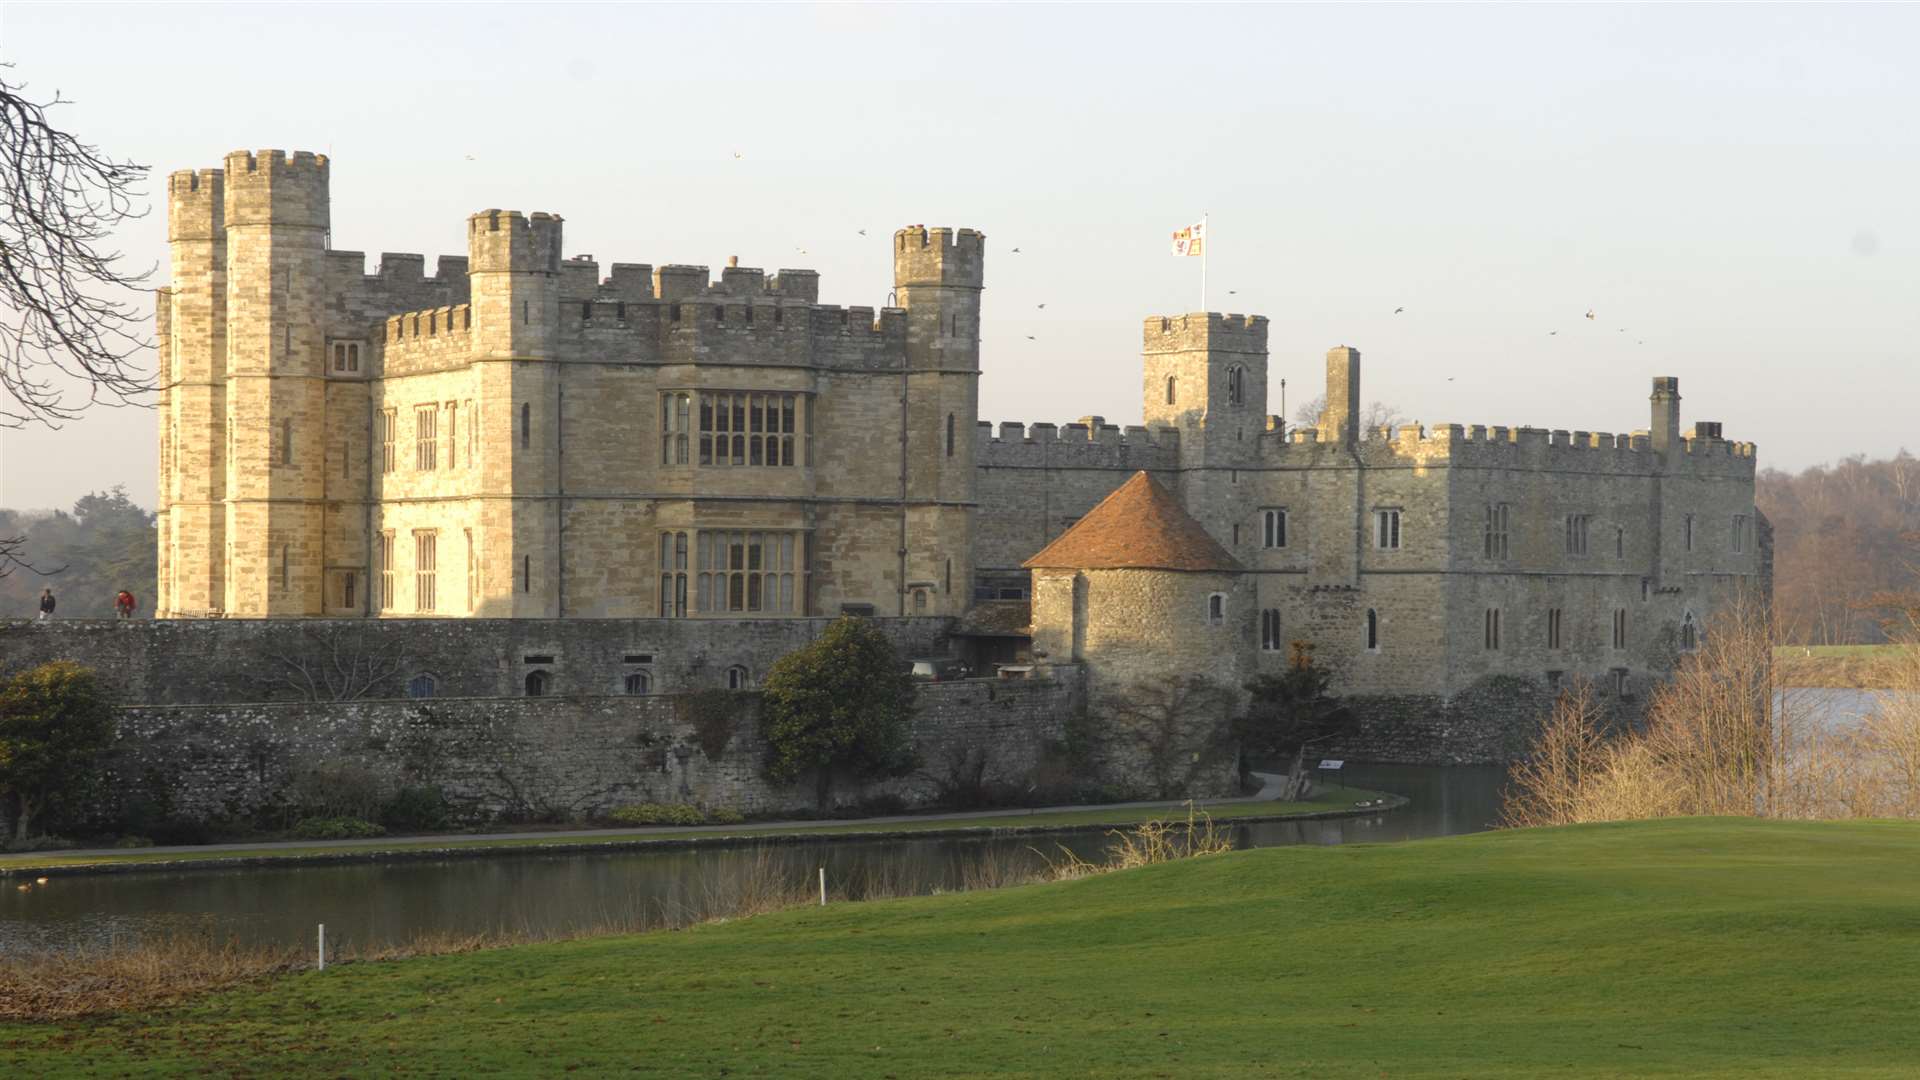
xmin=0 ymin=786 xmax=1390 ymax=875
xmin=7 ymin=817 xmax=1919 ymax=1077
xmin=1775 ymin=643 xmax=1911 ymax=688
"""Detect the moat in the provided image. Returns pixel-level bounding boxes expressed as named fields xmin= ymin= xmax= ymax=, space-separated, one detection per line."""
xmin=0 ymin=763 xmax=1503 ymax=954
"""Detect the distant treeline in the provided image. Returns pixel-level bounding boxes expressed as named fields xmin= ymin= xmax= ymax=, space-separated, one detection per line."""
xmin=1759 ymin=451 xmax=1920 ymax=645
xmin=0 ymin=487 xmax=157 ymax=619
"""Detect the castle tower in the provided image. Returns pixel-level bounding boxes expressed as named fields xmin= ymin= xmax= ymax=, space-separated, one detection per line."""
xmin=1140 ymin=313 xmax=1269 ymax=471
xmin=159 ymin=166 xmax=229 ymax=616
xmin=221 ymin=150 xmax=330 ymax=616
xmin=894 ymin=226 xmax=983 ymax=615
xmin=467 ymin=210 xmax=563 ymax=616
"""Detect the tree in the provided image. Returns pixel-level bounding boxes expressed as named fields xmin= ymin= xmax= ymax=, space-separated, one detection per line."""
xmin=0 ymin=487 xmax=155 ymax=617
xmin=1239 ymin=641 xmax=1353 ymax=799
xmin=759 ymin=617 xmax=918 ymax=809
xmin=1 ymin=68 xmax=153 ymax=427
xmin=1290 ymin=394 xmax=1407 ymax=435
xmin=0 ymin=661 xmax=116 ymax=844
xmin=1106 ymin=675 xmax=1238 ymax=799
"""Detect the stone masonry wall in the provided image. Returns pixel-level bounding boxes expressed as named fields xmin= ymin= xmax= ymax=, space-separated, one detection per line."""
xmin=95 ymin=669 xmax=1085 ymax=825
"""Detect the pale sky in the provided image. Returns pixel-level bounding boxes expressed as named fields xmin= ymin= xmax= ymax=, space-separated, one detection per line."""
xmin=2 ymin=3 xmax=1916 ymax=513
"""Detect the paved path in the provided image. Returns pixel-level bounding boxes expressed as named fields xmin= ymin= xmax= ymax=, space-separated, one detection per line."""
xmin=28 ymin=773 xmax=1319 ymax=863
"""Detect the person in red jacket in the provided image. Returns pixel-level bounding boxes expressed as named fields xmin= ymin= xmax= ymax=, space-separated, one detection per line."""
xmin=114 ymin=590 xmax=136 ymax=619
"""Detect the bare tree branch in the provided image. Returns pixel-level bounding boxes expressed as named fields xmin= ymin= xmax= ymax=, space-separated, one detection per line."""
xmin=0 ymin=65 xmax=154 ymax=428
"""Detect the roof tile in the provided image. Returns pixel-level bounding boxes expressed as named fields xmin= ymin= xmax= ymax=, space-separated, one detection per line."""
xmin=1023 ymin=472 xmax=1242 ymax=573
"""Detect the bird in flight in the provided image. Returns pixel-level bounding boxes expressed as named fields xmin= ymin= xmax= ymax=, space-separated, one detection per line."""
xmin=733 ymin=151 xmax=744 ymax=159
xmin=857 ymin=229 xmax=867 ymax=236
xmin=1585 ymin=309 xmax=1596 ymax=320
xmin=464 ymin=155 xmax=476 ymax=161
xmin=1037 ymin=303 xmax=1046 ymax=309
xmin=1025 ymin=335 xmax=1036 ymax=340
xmin=1010 ymin=247 xmax=1022 ymax=254
xmin=1549 ymin=331 xmax=1559 ymax=336
xmin=1228 ymin=289 xmax=1238 ymax=295
xmin=1394 ymin=307 xmax=1404 ymax=314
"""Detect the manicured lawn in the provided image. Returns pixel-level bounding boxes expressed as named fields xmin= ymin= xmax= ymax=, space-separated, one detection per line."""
xmin=6 ymin=817 xmax=1919 ymax=1077
xmin=0 ymin=786 xmax=1390 ymax=875
xmin=1775 ymin=643 xmax=1912 ymax=689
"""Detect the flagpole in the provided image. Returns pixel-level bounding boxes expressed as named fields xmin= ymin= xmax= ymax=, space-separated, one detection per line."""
xmin=1200 ymin=211 xmax=1209 ymax=312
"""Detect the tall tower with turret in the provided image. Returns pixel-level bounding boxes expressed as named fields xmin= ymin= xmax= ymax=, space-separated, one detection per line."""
xmin=220 ymin=150 xmax=331 ymax=616
xmin=158 ymin=166 xmax=230 ymax=616
xmin=1139 ymin=313 xmax=1269 ymax=542
xmin=466 ymin=209 xmax=563 ymax=616
xmin=894 ymin=226 xmax=983 ymax=615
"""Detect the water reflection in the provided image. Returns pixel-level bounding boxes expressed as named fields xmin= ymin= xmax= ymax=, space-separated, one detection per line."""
xmin=3 ymin=764 xmax=1512 ymax=955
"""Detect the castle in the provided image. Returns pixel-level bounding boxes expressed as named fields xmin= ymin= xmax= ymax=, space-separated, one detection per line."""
xmin=155 ymin=149 xmax=1764 ymax=725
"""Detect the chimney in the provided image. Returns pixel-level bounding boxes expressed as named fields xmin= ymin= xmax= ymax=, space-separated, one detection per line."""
xmin=1650 ymin=377 xmax=1681 ymax=456
xmin=727 ymin=255 xmax=739 ymax=269
xmin=1322 ymin=346 xmax=1361 ymax=445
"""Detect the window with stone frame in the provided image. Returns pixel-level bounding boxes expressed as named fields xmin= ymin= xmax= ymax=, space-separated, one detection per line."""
xmin=1484 ymin=608 xmax=1501 ymax=650
xmin=1262 ymin=508 xmax=1288 ymax=549
xmin=1547 ymin=607 xmax=1564 ymax=650
xmin=330 ymin=340 xmax=362 ymax=375
xmin=1681 ymin=611 xmax=1698 ymax=651
xmin=1260 ymin=608 xmax=1283 ymax=651
xmin=1206 ymin=593 xmax=1226 ymax=625
xmin=443 ymin=401 xmax=458 ymax=469
xmin=380 ymin=409 xmax=397 ymax=474
xmin=659 ymin=531 xmax=689 ymax=617
xmin=1365 ymin=608 xmax=1380 ymax=652
xmin=379 ymin=530 xmax=395 ymax=611
xmin=407 ymin=674 xmax=437 ymax=699
xmin=1374 ymin=508 xmax=1401 ymax=550
xmin=725 ymin=665 xmax=752 ymax=690
xmin=414 ymin=530 xmax=437 ymax=613
xmin=1484 ymin=503 xmax=1510 ymax=560
xmin=1731 ymin=514 xmax=1750 ymax=554
xmin=1612 ymin=607 xmax=1628 ymax=650
xmin=1564 ymin=514 xmax=1591 ymax=556
xmin=623 ymin=671 xmax=651 ymax=695
xmin=415 ymin=405 xmax=438 ymax=471
xmin=661 ymin=392 xmax=690 ymax=465
xmin=697 ymin=391 xmax=800 ymax=468
xmin=697 ymin=530 xmax=802 ymax=615
xmin=464 ymin=529 xmax=475 ymax=612
xmin=1684 ymin=513 xmax=1695 ymax=552
xmin=1226 ymin=365 xmax=1245 ymax=406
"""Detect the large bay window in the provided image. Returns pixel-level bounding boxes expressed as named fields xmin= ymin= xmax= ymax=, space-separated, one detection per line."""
xmin=661 ymin=390 xmax=811 ymax=469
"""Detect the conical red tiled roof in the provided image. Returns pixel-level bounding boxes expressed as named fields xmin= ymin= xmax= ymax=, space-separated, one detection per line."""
xmin=1023 ymin=471 xmax=1242 ymax=573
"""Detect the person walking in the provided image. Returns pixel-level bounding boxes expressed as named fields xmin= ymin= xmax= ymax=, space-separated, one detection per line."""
xmin=37 ymin=588 xmax=55 ymax=621
xmin=115 ymin=590 xmax=137 ymax=620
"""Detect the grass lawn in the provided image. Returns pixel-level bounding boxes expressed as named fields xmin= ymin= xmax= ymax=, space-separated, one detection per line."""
xmin=1774 ymin=643 xmax=1912 ymax=689
xmin=0 ymin=786 xmax=1392 ymax=875
xmin=6 ymin=817 xmax=1919 ymax=1077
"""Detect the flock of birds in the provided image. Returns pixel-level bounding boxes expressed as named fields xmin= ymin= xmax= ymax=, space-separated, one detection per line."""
xmin=721 ymin=150 xmax=1653 ymax=351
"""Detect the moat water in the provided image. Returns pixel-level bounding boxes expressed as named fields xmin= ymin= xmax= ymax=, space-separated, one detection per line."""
xmin=1 ymin=762 xmax=1505 ymax=955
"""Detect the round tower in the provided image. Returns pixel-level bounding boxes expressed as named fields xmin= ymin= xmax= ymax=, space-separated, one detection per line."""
xmin=222 ymin=150 xmax=330 ymax=616
xmin=893 ymin=226 xmax=984 ymax=615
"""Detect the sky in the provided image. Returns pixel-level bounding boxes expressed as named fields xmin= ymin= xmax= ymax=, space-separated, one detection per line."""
xmin=2 ymin=3 xmax=1916 ymax=513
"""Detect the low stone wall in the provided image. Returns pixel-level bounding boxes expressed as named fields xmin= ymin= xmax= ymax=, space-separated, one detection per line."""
xmin=1327 ymin=677 xmax=1645 ymax=765
xmin=0 ymin=617 xmax=955 ymax=705
xmin=89 ymin=669 xmax=1087 ymax=826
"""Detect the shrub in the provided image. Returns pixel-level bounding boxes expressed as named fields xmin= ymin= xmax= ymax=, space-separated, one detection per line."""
xmin=286 ymin=760 xmax=389 ymax=823
xmin=289 ymin=817 xmax=386 ymax=840
xmin=705 ymin=807 xmax=746 ymax=825
xmin=759 ymin=616 xmax=918 ymax=809
xmin=380 ymin=786 xmax=450 ymax=833
xmin=608 ymin=803 xmax=704 ymax=827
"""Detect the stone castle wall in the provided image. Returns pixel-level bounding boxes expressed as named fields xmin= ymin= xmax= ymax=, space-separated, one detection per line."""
xmin=95 ymin=668 xmax=1086 ymax=825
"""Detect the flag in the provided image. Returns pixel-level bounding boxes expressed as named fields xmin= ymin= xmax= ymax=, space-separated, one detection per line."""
xmin=1171 ymin=220 xmax=1206 ymax=257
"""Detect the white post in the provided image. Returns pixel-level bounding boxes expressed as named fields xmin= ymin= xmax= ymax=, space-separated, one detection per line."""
xmin=317 ymin=923 xmax=326 ymax=972
xmin=818 ymin=867 xmax=826 ymax=907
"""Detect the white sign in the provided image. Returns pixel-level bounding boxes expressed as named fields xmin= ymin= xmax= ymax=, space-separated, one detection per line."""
xmin=1317 ymin=759 xmax=1345 ymax=770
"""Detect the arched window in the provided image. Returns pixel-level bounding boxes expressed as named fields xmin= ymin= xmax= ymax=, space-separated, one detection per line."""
xmin=945 ymin=413 xmax=955 ymax=457
xmin=1206 ymin=593 xmax=1225 ymax=625
xmin=525 ymin=670 xmax=550 ymax=697
xmin=725 ymin=665 xmax=751 ymax=690
xmin=1366 ymin=609 xmax=1380 ymax=652
xmin=407 ymin=674 xmax=437 ymax=699
xmin=624 ymin=671 xmax=651 ymax=695
xmin=1166 ymin=375 xmax=1177 ymax=405
xmin=1681 ymin=612 xmax=1697 ymax=651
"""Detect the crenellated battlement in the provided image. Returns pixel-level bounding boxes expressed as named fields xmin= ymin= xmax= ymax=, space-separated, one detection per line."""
xmin=468 ymin=209 xmax=563 ymax=274
xmin=221 ymin=150 xmax=328 ymax=229
xmin=166 ymin=169 xmax=225 ymax=241
xmin=894 ymin=226 xmax=985 ymax=289
xmin=1142 ymin=312 xmax=1268 ymax=355
xmin=1274 ymin=418 xmax=1757 ymax=475
xmin=380 ymin=304 xmax=473 ymax=377
xmin=978 ymin=418 xmax=1182 ymax=471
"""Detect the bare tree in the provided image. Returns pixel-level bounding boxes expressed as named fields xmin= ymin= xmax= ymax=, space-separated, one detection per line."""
xmin=0 ymin=533 xmax=64 ymax=580
xmin=250 ymin=625 xmax=407 ymax=702
xmin=1104 ymin=676 xmax=1237 ymax=799
xmin=1289 ymin=394 xmax=1406 ymax=435
xmin=0 ymin=68 xmax=153 ymax=427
